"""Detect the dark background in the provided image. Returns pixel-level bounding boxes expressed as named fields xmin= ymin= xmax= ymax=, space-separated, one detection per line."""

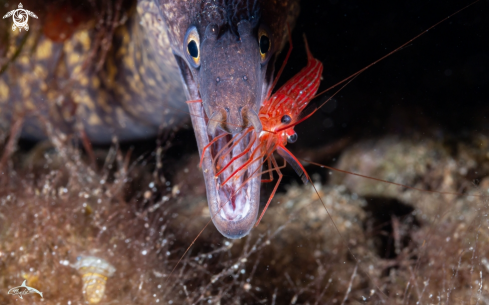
xmin=280 ymin=0 xmax=488 ymax=152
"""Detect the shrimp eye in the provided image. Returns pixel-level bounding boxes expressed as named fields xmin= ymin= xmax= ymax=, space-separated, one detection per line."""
xmin=281 ymin=115 xmax=292 ymax=124
xmin=287 ymin=132 xmax=298 ymax=144
xmin=184 ymin=26 xmax=200 ymax=68
xmin=258 ymin=26 xmax=271 ymax=63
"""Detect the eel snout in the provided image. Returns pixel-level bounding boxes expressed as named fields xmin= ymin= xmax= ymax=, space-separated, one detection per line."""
xmin=190 ymin=21 xmax=269 ymax=238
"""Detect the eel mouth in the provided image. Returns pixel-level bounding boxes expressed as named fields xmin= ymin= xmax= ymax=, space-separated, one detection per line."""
xmin=188 ymin=102 xmax=261 ymax=239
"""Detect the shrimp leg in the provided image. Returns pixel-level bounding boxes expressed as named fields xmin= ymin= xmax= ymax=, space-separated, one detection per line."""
xmin=255 ymin=153 xmax=283 ymax=226
xmin=261 ymin=156 xmax=275 ymax=183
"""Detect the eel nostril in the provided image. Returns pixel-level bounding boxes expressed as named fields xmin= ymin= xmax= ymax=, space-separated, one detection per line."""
xmin=207 ymin=110 xmax=225 ymax=137
xmin=243 ymin=75 xmax=248 ymax=81
xmin=244 ymin=108 xmax=262 ymax=133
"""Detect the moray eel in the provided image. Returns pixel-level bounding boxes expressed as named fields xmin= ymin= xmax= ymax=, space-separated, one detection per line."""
xmin=0 ymin=0 xmax=299 ymax=238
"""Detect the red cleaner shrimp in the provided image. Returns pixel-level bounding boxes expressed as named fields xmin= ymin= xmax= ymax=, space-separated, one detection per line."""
xmin=247 ymin=36 xmax=323 ymax=226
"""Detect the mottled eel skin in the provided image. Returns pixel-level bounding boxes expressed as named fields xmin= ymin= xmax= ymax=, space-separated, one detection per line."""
xmin=0 ymin=0 xmax=188 ymax=143
xmin=0 ymin=0 xmax=299 ymax=238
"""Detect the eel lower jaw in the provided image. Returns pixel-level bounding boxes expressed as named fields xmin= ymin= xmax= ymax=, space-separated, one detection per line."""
xmin=187 ymin=102 xmax=261 ymax=239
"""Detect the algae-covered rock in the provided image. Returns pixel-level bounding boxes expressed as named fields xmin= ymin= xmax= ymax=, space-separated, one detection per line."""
xmin=324 ymin=135 xmax=489 ymax=303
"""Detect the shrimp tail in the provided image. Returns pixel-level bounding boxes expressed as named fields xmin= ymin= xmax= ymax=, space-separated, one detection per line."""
xmin=276 ymin=145 xmax=309 ymax=184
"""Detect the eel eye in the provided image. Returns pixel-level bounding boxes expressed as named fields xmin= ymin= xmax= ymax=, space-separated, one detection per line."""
xmin=287 ymin=132 xmax=298 ymax=144
xmin=258 ymin=26 xmax=271 ymax=63
xmin=281 ymin=115 xmax=292 ymax=124
xmin=184 ymin=26 xmax=200 ymax=68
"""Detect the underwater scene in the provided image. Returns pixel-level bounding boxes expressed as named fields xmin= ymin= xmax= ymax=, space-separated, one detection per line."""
xmin=1 ymin=0 xmax=489 ymax=304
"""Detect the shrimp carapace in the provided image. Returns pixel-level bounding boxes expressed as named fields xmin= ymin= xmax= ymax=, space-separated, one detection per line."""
xmin=254 ymin=37 xmax=323 ymax=224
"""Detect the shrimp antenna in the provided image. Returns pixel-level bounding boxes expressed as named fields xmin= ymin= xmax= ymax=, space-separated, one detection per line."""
xmin=267 ymin=23 xmax=294 ymax=99
xmin=312 ymin=0 xmax=481 ymax=109
xmin=300 ymin=158 xmax=489 ymax=199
